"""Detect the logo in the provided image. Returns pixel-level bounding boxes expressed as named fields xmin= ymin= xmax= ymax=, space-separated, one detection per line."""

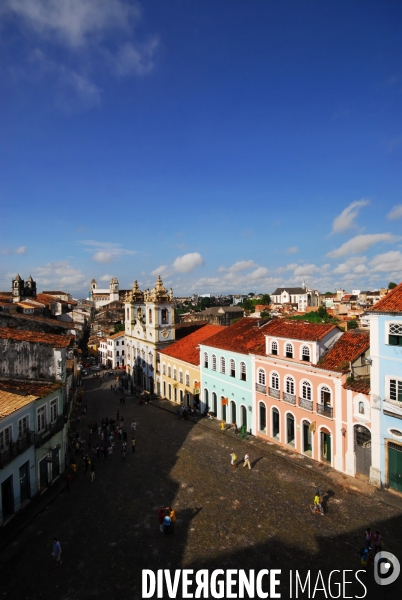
xmin=374 ymin=551 xmax=400 ymax=586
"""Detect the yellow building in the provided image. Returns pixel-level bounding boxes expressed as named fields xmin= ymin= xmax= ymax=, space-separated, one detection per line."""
xmin=159 ymin=324 xmax=224 ymax=407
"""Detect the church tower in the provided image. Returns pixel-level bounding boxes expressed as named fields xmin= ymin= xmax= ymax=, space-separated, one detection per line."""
xmin=110 ymin=277 xmax=119 ymax=302
xmin=12 ymin=274 xmax=24 ymax=302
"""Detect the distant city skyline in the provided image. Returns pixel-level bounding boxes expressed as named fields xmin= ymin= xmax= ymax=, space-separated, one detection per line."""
xmin=1 ymin=1 xmax=401 ymax=295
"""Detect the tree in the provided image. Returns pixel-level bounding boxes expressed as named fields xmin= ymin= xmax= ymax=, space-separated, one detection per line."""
xmin=388 ymin=282 xmax=397 ymax=290
xmin=241 ymin=298 xmax=255 ymax=312
xmin=260 ymin=294 xmax=271 ymax=305
xmin=347 ymin=320 xmax=358 ymax=330
xmin=317 ymin=306 xmax=328 ymax=318
xmin=248 ymin=292 xmax=255 ymax=297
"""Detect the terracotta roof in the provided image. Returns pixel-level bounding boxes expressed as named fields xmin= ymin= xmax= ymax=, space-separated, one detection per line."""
xmin=159 ymin=325 xmax=225 ymax=365
xmin=263 ymin=319 xmax=339 ymax=341
xmin=108 ymin=331 xmax=125 ymax=340
xmin=367 ymin=283 xmax=402 ymax=314
xmin=0 ymin=379 xmax=62 ymax=419
xmin=0 ymin=327 xmax=73 ymax=347
xmin=343 ymin=379 xmax=370 ymax=394
xmin=201 ymin=318 xmax=274 ymax=354
xmin=316 ymin=331 xmax=370 ymax=372
xmin=2 ymin=313 xmax=71 ymax=329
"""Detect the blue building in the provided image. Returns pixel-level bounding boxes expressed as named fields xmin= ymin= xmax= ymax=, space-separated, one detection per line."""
xmin=367 ymin=283 xmax=402 ymax=491
xmin=200 ymin=318 xmax=271 ymax=434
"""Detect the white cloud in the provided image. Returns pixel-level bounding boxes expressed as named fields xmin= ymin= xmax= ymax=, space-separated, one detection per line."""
xmin=293 ymin=264 xmax=319 ymax=277
xmin=286 ymin=246 xmax=298 ymax=254
xmin=331 ymin=199 xmax=369 ymax=233
xmin=387 ymin=205 xmax=402 ymax=220
xmin=32 ymin=260 xmax=86 ymax=290
xmin=1 ymin=246 xmax=27 ymax=255
xmin=80 ymin=240 xmax=136 ymax=263
xmin=276 ymin=263 xmax=298 ymax=274
xmin=327 ymin=233 xmax=400 ymax=258
xmin=369 ymin=251 xmax=402 ymax=273
xmin=99 ymin=273 xmax=113 ymax=281
xmin=248 ymin=267 xmax=269 ymax=280
xmin=228 ymin=260 xmax=257 ymax=273
xmin=172 ymin=252 xmax=204 ymax=274
xmin=333 ymin=256 xmax=368 ymax=276
xmin=150 ymin=265 xmax=168 ymax=277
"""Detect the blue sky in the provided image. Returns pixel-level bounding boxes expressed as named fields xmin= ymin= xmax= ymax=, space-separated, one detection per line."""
xmin=1 ymin=0 xmax=401 ymax=297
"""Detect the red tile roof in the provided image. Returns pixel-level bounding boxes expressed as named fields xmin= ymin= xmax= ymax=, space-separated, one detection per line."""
xmin=316 ymin=331 xmax=370 ymax=372
xmin=367 ymin=282 xmax=402 ymax=314
xmin=159 ymin=325 xmax=225 ymax=365
xmin=201 ymin=318 xmax=274 ymax=354
xmin=343 ymin=379 xmax=370 ymax=394
xmin=263 ymin=319 xmax=339 ymax=341
xmin=0 ymin=379 xmax=63 ymax=417
xmin=0 ymin=327 xmax=73 ymax=347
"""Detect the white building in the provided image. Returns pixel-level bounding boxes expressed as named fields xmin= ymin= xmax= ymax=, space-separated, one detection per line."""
xmin=271 ymin=283 xmax=320 ymax=312
xmin=104 ymin=332 xmax=125 ymax=368
xmin=89 ymin=277 xmax=120 ymax=309
xmin=124 ymin=276 xmax=175 ymax=395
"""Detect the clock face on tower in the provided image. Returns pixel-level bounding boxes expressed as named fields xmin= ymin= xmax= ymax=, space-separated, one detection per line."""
xmin=161 ymin=328 xmax=169 ymax=339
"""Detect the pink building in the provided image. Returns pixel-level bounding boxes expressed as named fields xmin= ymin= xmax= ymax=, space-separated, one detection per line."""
xmin=252 ymin=320 xmax=371 ymax=475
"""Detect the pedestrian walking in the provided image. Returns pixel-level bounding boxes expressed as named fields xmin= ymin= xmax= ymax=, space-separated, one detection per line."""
xmin=121 ymin=447 xmax=126 ymax=460
xmin=243 ymin=452 xmax=251 ymax=470
xmin=108 ymin=446 xmax=113 ymax=459
xmin=97 ymin=426 xmax=101 ymax=436
xmin=90 ymin=463 xmax=95 ymax=482
xmin=169 ymin=507 xmax=176 ymax=534
xmin=372 ymin=531 xmax=382 ymax=554
xmin=52 ymin=538 xmax=62 ymax=568
xmin=131 ymin=437 xmax=136 ymax=453
xmin=230 ymin=450 xmax=237 ymax=468
xmin=164 ymin=510 xmax=171 ymax=535
xmin=364 ymin=528 xmax=372 ymax=549
xmin=158 ymin=508 xmax=164 ymax=533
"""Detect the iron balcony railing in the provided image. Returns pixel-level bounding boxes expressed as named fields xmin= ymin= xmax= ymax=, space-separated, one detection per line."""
xmin=283 ymin=392 xmax=296 ymax=405
xmin=298 ymin=397 xmax=313 ymax=411
xmin=268 ymin=387 xmax=280 ymax=400
xmin=317 ymin=403 xmax=333 ymax=419
xmin=34 ymin=415 xmax=66 ymax=448
xmin=256 ymin=383 xmax=267 ymax=394
xmin=0 ymin=432 xmax=35 ymax=469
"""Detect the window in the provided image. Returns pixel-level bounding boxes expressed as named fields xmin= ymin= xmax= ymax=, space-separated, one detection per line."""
xmin=389 ymin=323 xmax=402 ymax=346
xmin=0 ymin=426 xmax=12 ymax=451
xmin=116 ymin=351 xmax=119 ymax=357
xmin=271 ymin=372 xmax=279 ymax=389
xmin=286 ymin=376 xmax=295 ymax=395
xmin=149 ymin=309 xmax=152 ymax=324
xmin=168 ymin=384 xmax=172 ymax=400
xmin=259 ymin=402 xmax=266 ymax=432
xmin=179 ymin=371 xmax=183 ymax=383
xmin=302 ymin=346 xmax=310 ymax=362
xmin=302 ymin=380 xmax=311 ymax=400
xmin=37 ymin=406 xmax=46 ymax=433
xmin=390 ymin=379 xmax=402 ymax=403
xmin=162 ymin=363 xmax=166 ymax=375
xmin=126 ymin=308 xmax=129 ymax=319
xmin=161 ymin=308 xmax=168 ymax=324
xmin=321 ymin=386 xmax=331 ymax=406
xmin=168 ymin=366 xmax=171 ymax=378
xmin=50 ymin=399 xmax=58 ymax=423
xmin=173 ymin=368 xmax=177 ymax=381
xmin=358 ymin=401 xmax=365 ymax=414
xmin=258 ymin=368 xmax=266 ymax=385
xmin=220 ymin=356 xmax=226 ymax=374
xmin=204 ymin=352 xmax=209 ymax=369
xmin=285 ymin=343 xmax=293 ymax=359
xmin=212 ymin=354 xmax=217 ymax=371
xmin=186 ymin=374 xmax=190 ymax=387
xmin=271 ymin=341 xmax=278 ymax=355
xmin=116 ymin=341 xmax=119 ymax=346
xmin=230 ymin=359 xmax=235 ymax=377
xmin=18 ymin=416 xmax=29 ymax=438
xmin=240 ymin=362 xmax=246 ymax=381
xmin=122 ymin=341 xmax=124 ymax=346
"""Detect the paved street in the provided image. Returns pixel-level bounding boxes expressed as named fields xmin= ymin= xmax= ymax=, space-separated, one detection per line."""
xmin=1 ymin=376 xmax=402 ymax=600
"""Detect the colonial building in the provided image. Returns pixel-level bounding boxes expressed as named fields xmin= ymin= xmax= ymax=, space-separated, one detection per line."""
xmin=271 ymin=283 xmax=320 ymax=312
xmin=11 ymin=274 xmax=37 ymax=302
xmin=105 ymin=332 xmax=125 ymax=369
xmin=90 ymin=277 xmax=130 ymax=309
xmin=124 ymin=276 xmax=175 ymax=395
xmin=159 ymin=324 xmax=224 ymax=407
xmin=366 ymin=283 xmax=402 ymax=491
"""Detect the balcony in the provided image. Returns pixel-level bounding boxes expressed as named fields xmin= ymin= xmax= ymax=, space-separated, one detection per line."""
xmin=283 ymin=392 xmax=296 ymax=405
xmin=256 ymin=383 xmax=267 ymax=394
xmin=268 ymin=387 xmax=280 ymax=400
xmin=34 ymin=415 xmax=66 ymax=447
xmin=317 ymin=403 xmax=333 ymax=419
xmin=0 ymin=432 xmax=35 ymax=469
xmin=298 ymin=397 xmax=313 ymax=411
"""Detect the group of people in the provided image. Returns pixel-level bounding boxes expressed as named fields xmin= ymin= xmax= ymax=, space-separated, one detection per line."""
xmin=360 ymin=528 xmax=383 ymax=567
xmin=158 ymin=507 xmax=176 ymax=535
xmin=230 ymin=451 xmax=251 ymax=469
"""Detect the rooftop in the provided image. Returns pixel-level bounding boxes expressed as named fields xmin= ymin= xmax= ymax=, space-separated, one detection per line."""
xmin=0 ymin=327 xmax=73 ymax=347
xmin=264 ymin=319 xmax=339 ymax=342
xmin=159 ymin=325 xmax=225 ymax=365
xmin=107 ymin=331 xmax=125 ymax=340
xmin=201 ymin=317 xmax=273 ymax=354
xmin=367 ymin=282 xmax=402 ymax=314
xmin=316 ymin=331 xmax=370 ymax=372
xmin=0 ymin=379 xmax=63 ymax=419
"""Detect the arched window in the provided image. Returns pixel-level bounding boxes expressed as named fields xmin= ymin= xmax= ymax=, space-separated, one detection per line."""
xmin=359 ymin=401 xmax=365 ymax=415
xmin=230 ymin=359 xmax=235 ymax=377
xmin=212 ymin=354 xmax=217 ymax=371
xmin=220 ymin=356 xmax=226 ymax=374
xmin=302 ymin=380 xmax=311 ymax=400
xmin=271 ymin=372 xmax=279 ymax=389
xmin=258 ymin=368 xmax=266 ymax=385
xmin=271 ymin=341 xmax=278 ymax=355
xmin=167 ymin=366 xmax=171 ymax=378
xmin=204 ymin=388 xmax=209 ymax=409
xmin=286 ymin=376 xmax=295 ymax=395
xmin=173 ymin=368 xmax=177 ymax=381
xmin=204 ymin=352 xmax=209 ymax=369
xmin=185 ymin=373 xmax=190 ymax=387
xmin=302 ymin=346 xmax=310 ymax=362
xmin=259 ymin=402 xmax=266 ymax=432
xmin=149 ymin=308 xmax=152 ymax=324
xmin=272 ymin=407 xmax=280 ymax=439
xmin=161 ymin=308 xmax=168 ymax=324
xmin=179 ymin=370 xmax=183 ymax=383
xmin=162 ymin=363 xmax=166 ymax=375
xmin=321 ymin=386 xmax=331 ymax=406
xmin=285 ymin=343 xmax=293 ymax=359
xmin=240 ymin=362 xmax=247 ymax=381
